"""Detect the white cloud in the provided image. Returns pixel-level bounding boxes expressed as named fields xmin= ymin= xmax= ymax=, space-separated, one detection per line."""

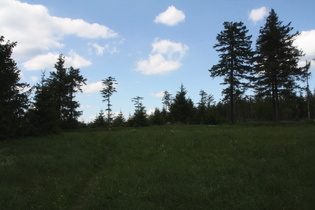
xmin=90 ymin=43 xmax=105 ymax=56
xmin=0 ymin=0 xmax=117 ymax=60
xmin=89 ymin=42 xmax=119 ymax=56
xmin=294 ymin=30 xmax=315 ymax=70
xmin=249 ymin=7 xmax=268 ymax=24
xmin=23 ymin=51 xmax=92 ymax=71
xmin=136 ymin=39 xmax=188 ymax=75
xmin=81 ymin=81 xmax=103 ymax=93
xmin=150 ymin=91 xmax=165 ymax=98
xmin=154 ymin=6 xmax=185 ymax=26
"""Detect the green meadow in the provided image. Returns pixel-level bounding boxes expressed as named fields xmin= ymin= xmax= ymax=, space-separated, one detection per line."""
xmin=1 ymin=123 xmax=315 ymax=209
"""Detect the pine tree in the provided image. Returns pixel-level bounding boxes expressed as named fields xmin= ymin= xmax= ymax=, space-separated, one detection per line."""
xmin=100 ymin=76 xmax=117 ymax=126
xmin=209 ymin=22 xmax=253 ymax=124
xmin=254 ymin=9 xmax=305 ymax=121
xmin=0 ymin=36 xmax=29 ymax=139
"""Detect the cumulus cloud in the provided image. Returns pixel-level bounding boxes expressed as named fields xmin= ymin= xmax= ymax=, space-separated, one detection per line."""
xmin=249 ymin=7 xmax=268 ymax=24
xmin=136 ymin=39 xmax=188 ymax=75
xmin=154 ymin=6 xmax=185 ymax=26
xmin=294 ymin=30 xmax=315 ymax=70
xmin=0 ymin=0 xmax=117 ymax=60
xmin=23 ymin=51 xmax=92 ymax=71
xmin=81 ymin=81 xmax=103 ymax=93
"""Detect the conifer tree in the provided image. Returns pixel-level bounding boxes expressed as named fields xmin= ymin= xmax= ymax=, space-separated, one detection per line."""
xmin=131 ymin=96 xmax=147 ymax=126
xmin=100 ymin=76 xmax=117 ymax=126
xmin=169 ymin=84 xmax=194 ymax=123
xmin=0 ymin=36 xmax=29 ymax=139
xmin=209 ymin=22 xmax=253 ymax=124
xmin=46 ymin=54 xmax=86 ymax=129
xmin=254 ymin=9 xmax=305 ymax=121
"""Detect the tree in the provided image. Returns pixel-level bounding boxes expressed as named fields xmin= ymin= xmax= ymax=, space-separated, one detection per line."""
xmin=100 ymin=76 xmax=117 ymax=126
xmin=162 ymin=91 xmax=172 ymax=112
xmin=29 ymin=71 xmax=60 ymax=134
xmin=131 ymin=96 xmax=147 ymax=126
xmin=66 ymin=66 xmax=87 ymax=128
xmin=254 ymin=9 xmax=305 ymax=121
xmin=92 ymin=109 xmax=106 ymax=127
xmin=209 ymin=21 xmax=253 ymax=124
xmin=113 ymin=111 xmax=126 ymax=127
xmin=169 ymin=84 xmax=194 ymax=123
xmin=0 ymin=36 xmax=29 ymax=139
xmin=47 ymin=55 xmax=86 ymax=129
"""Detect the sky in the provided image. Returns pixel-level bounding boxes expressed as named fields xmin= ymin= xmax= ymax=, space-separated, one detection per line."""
xmin=1 ymin=0 xmax=315 ymax=122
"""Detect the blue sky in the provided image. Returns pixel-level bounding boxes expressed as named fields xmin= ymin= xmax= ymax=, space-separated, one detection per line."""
xmin=1 ymin=0 xmax=315 ymax=122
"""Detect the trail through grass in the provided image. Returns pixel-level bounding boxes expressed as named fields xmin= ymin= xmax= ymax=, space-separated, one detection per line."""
xmin=0 ymin=123 xmax=315 ymax=209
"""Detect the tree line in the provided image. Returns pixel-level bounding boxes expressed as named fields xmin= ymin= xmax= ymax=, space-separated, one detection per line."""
xmin=1 ymin=9 xmax=314 ymax=139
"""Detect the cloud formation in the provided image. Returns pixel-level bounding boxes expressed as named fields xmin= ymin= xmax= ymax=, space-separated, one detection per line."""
xmin=82 ymin=81 xmax=103 ymax=93
xmin=294 ymin=30 xmax=315 ymax=70
xmin=249 ymin=7 xmax=268 ymax=24
xmin=154 ymin=6 xmax=185 ymax=26
xmin=23 ymin=51 xmax=92 ymax=71
xmin=0 ymin=0 xmax=117 ymax=60
xmin=136 ymin=39 xmax=189 ymax=75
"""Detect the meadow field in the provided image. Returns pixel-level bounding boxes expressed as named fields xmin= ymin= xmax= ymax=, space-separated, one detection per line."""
xmin=0 ymin=123 xmax=315 ymax=209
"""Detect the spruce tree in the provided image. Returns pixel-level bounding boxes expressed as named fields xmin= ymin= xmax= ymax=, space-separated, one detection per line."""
xmin=254 ymin=9 xmax=305 ymax=121
xmin=169 ymin=84 xmax=194 ymax=123
xmin=31 ymin=72 xmax=60 ymax=134
xmin=209 ymin=22 xmax=253 ymax=124
xmin=100 ymin=76 xmax=117 ymax=126
xmin=131 ymin=96 xmax=147 ymax=126
xmin=0 ymin=36 xmax=29 ymax=139
xmin=66 ymin=66 xmax=87 ymax=128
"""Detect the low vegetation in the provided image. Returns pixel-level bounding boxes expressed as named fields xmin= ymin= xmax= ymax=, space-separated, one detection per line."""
xmin=1 ymin=123 xmax=314 ymax=209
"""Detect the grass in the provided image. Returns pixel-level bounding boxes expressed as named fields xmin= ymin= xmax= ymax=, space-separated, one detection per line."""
xmin=1 ymin=123 xmax=315 ymax=209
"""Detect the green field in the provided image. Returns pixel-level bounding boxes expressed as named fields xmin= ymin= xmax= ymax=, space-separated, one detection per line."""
xmin=1 ymin=123 xmax=315 ymax=209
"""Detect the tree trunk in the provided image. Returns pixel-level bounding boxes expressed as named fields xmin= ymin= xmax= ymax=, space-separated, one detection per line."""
xmin=230 ymin=69 xmax=235 ymax=124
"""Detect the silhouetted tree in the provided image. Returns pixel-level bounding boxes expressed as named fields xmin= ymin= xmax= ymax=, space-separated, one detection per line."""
xmin=29 ymin=72 xmax=60 ymax=134
xmin=65 ymin=66 xmax=87 ymax=128
xmin=0 ymin=36 xmax=29 ymax=139
xmin=253 ymin=9 xmax=305 ymax=121
xmin=113 ymin=111 xmax=126 ymax=127
xmin=169 ymin=84 xmax=194 ymax=123
xmin=210 ymin=22 xmax=253 ymax=124
xmin=92 ymin=109 xmax=106 ymax=127
xmin=131 ymin=96 xmax=147 ymax=126
xmin=100 ymin=76 xmax=117 ymax=126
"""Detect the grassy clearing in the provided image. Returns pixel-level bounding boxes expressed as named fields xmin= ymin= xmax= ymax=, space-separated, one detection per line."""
xmin=1 ymin=123 xmax=315 ymax=209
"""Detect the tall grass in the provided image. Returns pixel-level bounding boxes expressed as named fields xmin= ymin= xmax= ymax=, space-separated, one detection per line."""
xmin=1 ymin=123 xmax=314 ymax=209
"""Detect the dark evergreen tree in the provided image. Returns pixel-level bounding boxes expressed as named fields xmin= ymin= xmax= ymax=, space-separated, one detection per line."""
xmin=47 ymin=55 xmax=86 ymax=129
xmin=29 ymin=72 xmax=60 ymax=134
xmin=196 ymin=90 xmax=208 ymax=124
xmin=113 ymin=111 xmax=126 ymax=127
xmin=169 ymin=84 xmax=194 ymax=123
xmin=0 ymin=36 xmax=29 ymax=139
xmin=254 ymin=9 xmax=305 ymax=121
xmin=65 ymin=66 xmax=87 ymax=128
xmin=131 ymin=96 xmax=148 ymax=126
xmin=100 ymin=76 xmax=117 ymax=126
xmin=92 ymin=109 xmax=106 ymax=127
xmin=209 ymin=21 xmax=253 ymax=124
xmin=148 ymin=108 xmax=163 ymax=125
